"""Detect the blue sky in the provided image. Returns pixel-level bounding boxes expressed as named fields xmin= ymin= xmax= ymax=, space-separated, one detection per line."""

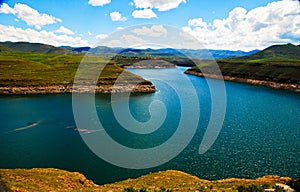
xmin=0 ymin=0 xmax=299 ymax=50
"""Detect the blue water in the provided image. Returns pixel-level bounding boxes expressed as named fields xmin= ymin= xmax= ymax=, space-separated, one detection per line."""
xmin=0 ymin=67 xmax=299 ymax=184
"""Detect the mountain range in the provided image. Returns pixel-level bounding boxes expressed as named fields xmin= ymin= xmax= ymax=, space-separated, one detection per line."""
xmin=0 ymin=41 xmax=260 ymax=59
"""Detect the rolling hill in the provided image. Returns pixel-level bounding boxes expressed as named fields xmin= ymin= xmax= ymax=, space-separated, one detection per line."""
xmin=0 ymin=49 xmax=155 ymax=94
xmin=0 ymin=41 xmax=259 ymax=59
xmin=236 ymin=43 xmax=300 ymax=61
xmin=0 ymin=41 xmax=70 ymax=54
xmin=185 ymin=43 xmax=300 ymax=92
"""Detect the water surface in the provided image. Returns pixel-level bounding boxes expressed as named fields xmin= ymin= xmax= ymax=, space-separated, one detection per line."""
xmin=0 ymin=67 xmax=299 ymax=184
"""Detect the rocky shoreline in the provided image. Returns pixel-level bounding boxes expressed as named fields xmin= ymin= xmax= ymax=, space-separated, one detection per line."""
xmin=185 ymin=70 xmax=300 ymax=93
xmin=0 ymin=84 xmax=156 ymax=95
xmin=0 ymin=168 xmax=296 ymax=192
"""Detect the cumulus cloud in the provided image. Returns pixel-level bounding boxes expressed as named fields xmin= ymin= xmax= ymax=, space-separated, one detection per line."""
xmin=132 ymin=25 xmax=167 ymax=37
xmin=133 ymin=0 xmax=186 ymax=11
xmin=120 ymin=34 xmax=146 ymax=45
xmin=182 ymin=0 xmax=300 ymax=51
xmin=96 ymin=34 xmax=108 ymax=40
xmin=0 ymin=24 xmax=89 ymax=47
xmin=132 ymin=9 xmax=157 ymax=19
xmin=88 ymin=0 xmax=111 ymax=6
xmin=188 ymin=18 xmax=207 ymax=28
xmin=0 ymin=3 xmax=16 ymax=14
xmin=100 ymin=34 xmax=146 ymax=47
xmin=0 ymin=3 xmax=62 ymax=30
xmin=110 ymin=11 xmax=127 ymax=21
xmin=55 ymin=26 xmax=74 ymax=35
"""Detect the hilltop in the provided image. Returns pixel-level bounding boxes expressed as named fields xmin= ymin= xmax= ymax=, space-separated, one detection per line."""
xmin=236 ymin=43 xmax=300 ymax=61
xmin=185 ymin=43 xmax=300 ymax=92
xmin=0 ymin=168 xmax=297 ymax=192
xmin=0 ymin=41 xmax=70 ymax=54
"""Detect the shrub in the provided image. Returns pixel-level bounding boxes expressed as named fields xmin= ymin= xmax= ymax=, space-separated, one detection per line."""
xmin=123 ymin=187 xmax=137 ymax=192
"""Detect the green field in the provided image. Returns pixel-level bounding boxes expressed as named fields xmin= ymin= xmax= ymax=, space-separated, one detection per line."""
xmin=0 ymin=52 xmax=149 ymax=87
xmin=187 ymin=59 xmax=300 ymax=84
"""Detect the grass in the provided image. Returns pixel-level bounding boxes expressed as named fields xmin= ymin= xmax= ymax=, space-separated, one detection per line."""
xmin=0 ymin=168 xmax=96 ymax=192
xmin=186 ymin=43 xmax=300 ymax=86
xmin=0 ymin=169 xmax=293 ymax=192
xmin=187 ymin=59 xmax=300 ymax=85
xmin=0 ymin=52 xmax=149 ymax=87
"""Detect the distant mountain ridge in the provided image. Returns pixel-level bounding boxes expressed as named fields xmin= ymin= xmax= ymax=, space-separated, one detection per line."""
xmin=1 ymin=41 xmax=299 ymax=60
xmin=235 ymin=43 xmax=300 ymax=60
xmin=0 ymin=41 xmax=69 ymax=54
xmin=0 ymin=41 xmax=259 ymax=59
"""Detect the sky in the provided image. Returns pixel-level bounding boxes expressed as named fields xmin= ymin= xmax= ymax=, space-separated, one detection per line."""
xmin=0 ymin=0 xmax=299 ymax=51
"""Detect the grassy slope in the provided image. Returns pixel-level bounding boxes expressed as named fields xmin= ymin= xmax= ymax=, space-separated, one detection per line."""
xmin=0 ymin=52 xmax=149 ymax=87
xmin=186 ymin=44 xmax=300 ymax=85
xmin=0 ymin=168 xmax=293 ymax=192
xmin=0 ymin=42 xmax=70 ymax=54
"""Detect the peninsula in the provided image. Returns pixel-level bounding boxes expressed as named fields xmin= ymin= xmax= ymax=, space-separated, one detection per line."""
xmin=185 ymin=43 xmax=300 ymax=93
xmin=0 ymin=42 xmax=155 ymax=94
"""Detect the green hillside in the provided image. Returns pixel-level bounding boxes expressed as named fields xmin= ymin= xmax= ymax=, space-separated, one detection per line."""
xmin=0 ymin=51 xmax=152 ymax=89
xmin=0 ymin=42 xmax=70 ymax=54
xmin=235 ymin=43 xmax=300 ymax=61
xmin=186 ymin=43 xmax=300 ymax=89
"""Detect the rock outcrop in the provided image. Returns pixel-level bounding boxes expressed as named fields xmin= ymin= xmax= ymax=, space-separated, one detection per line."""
xmin=0 ymin=83 xmax=156 ymax=95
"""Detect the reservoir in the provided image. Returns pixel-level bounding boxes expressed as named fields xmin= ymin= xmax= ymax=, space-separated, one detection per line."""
xmin=0 ymin=67 xmax=299 ymax=184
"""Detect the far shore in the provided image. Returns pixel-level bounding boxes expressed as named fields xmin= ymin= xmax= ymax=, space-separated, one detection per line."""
xmin=0 ymin=84 xmax=156 ymax=95
xmin=185 ymin=70 xmax=300 ymax=93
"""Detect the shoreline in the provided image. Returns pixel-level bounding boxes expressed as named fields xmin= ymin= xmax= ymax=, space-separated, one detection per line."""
xmin=0 ymin=84 xmax=156 ymax=95
xmin=185 ymin=70 xmax=300 ymax=93
xmin=0 ymin=168 xmax=295 ymax=192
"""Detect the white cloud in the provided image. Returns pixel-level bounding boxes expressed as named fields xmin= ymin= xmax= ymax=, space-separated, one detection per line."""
xmin=132 ymin=25 xmax=167 ymax=37
xmin=116 ymin=27 xmax=124 ymax=30
xmin=55 ymin=26 xmax=74 ymax=35
xmin=0 ymin=3 xmax=16 ymax=14
xmin=88 ymin=0 xmax=111 ymax=6
xmin=0 ymin=24 xmax=89 ymax=47
xmin=100 ymin=34 xmax=145 ymax=47
xmin=0 ymin=3 xmax=62 ymax=29
xmin=96 ymin=34 xmax=108 ymax=40
xmin=120 ymin=34 xmax=146 ymax=45
xmin=182 ymin=0 xmax=300 ymax=51
xmin=88 ymin=31 xmax=93 ymax=36
xmin=110 ymin=11 xmax=127 ymax=21
xmin=132 ymin=9 xmax=157 ymax=19
xmin=133 ymin=0 xmax=186 ymax=11
xmin=188 ymin=18 xmax=207 ymax=28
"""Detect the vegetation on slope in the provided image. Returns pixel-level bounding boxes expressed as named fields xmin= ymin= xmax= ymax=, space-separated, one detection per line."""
xmin=0 ymin=168 xmax=294 ymax=192
xmin=0 ymin=41 xmax=259 ymax=59
xmin=185 ymin=43 xmax=300 ymax=87
xmin=0 ymin=51 xmax=152 ymax=88
xmin=236 ymin=43 xmax=300 ymax=61
xmin=0 ymin=42 xmax=71 ymax=54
